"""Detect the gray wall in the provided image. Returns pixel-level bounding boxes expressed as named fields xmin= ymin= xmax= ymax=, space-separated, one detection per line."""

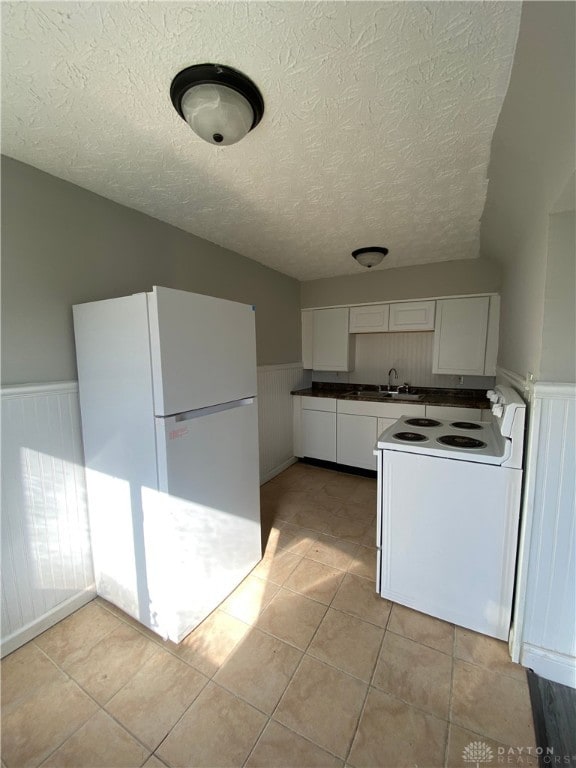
xmin=1 ymin=156 xmax=301 ymax=385
xmin=480 ymin=1 xmax=575 ymax=381
xmin=301 ymin=258 xmax=501 ymax=308
xmin=540 ymin=210 xmax=576 ymax=382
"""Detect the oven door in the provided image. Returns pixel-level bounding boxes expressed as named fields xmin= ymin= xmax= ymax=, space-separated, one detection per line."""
xmin=378 ymin=450 xmax=522 ymax=639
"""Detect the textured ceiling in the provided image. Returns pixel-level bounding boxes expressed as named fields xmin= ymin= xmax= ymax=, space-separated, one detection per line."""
xmin=1 ymin=2 xmax=521 ymax=281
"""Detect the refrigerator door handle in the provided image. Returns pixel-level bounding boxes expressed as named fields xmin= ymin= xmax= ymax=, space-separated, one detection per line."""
xmin=173 ymin=397 xmax=255 ymax=422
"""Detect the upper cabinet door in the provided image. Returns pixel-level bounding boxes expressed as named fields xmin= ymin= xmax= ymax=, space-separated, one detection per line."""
xmin=483 ymin=295 xmax=500 ymax=376
xmin=349 ymin=304 xmax=389 ymax=333
xmin=301 ymin=310 xmax=314 ymax=369
xmin=148 ymin=287 xmax=257 ymax=415
xmin=433 ymin=297 xmax=491 ymax=375
xmin=313 ymin=307 xmax=353 ymax=371
xmin=388 ymin=301 xmax=435 ymax=332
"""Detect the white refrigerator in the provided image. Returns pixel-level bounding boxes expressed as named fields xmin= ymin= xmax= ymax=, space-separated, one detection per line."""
xmin=73 ymin=286 xmax=261 ymax=642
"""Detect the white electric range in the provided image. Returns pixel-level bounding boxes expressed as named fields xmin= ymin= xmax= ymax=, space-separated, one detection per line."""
xmin=374 ymin=386 xmax=526 ymax=640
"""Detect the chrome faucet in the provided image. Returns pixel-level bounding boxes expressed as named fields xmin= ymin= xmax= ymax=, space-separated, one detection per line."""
xmin=388 ymin=367 xmax=398 ymax=391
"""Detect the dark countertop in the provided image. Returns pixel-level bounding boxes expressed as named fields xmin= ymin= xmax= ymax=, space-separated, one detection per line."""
xmin=290 ymin=382 xmax=491 ymax=409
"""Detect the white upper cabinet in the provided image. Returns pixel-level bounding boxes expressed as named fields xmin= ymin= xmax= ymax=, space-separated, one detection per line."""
xmin=350 ymin=301 xmax=435 ymax=333
xmin=302 ymin=308 xmax=353 ymax=371
xmin=314 ymin=308 xmax=352 ymax=370
xmin=433 ymin=296 xmax=499 ymax=375
xmin=388 ymin=301 xmax=435 ymax=332
xmin=303 ymin=294 xmax=498 ymax=374
xmin=349 ymin=304 xmax=390 ymax=333
xmin=483 ymin=295 xmax=500 ymax=376
xmin=301 ymin=310 xmax=314 ymax=369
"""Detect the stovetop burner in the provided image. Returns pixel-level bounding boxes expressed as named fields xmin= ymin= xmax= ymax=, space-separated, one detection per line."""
xmin=451 ymin=421 xmax=484 ymax=430
xmin=437 ymin=435 xmax=487 ymax=449
xmin=393 ymin=432 xmax=428 ymax=443
xmin=404 ymin=418 xmax=442 ymax=428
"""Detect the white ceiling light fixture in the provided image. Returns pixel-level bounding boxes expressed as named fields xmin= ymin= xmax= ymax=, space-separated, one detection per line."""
xmin=170 ymin=63 xmax=265 ymax=146
xmin=352 ymin=246 xmax=389 ymax=268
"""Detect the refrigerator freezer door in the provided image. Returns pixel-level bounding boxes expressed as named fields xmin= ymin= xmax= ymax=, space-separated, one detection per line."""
xmin=145 ymin=398 xmax=261 ymax=642
xmin=148 ymin=286 xmax=257 ymax=416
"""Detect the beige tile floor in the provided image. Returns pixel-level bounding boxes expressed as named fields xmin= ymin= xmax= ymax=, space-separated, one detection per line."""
xmin=1 ymin=462 xmax=537 ymax=768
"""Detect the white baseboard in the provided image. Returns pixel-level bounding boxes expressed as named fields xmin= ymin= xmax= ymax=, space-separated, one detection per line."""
xmin=521 ymin=643 xmax=576 ymax=689
xmin=1 ymin=587 xmax=96 ymax=658
xmin=260 ymin=457 xmax=297 ymax=485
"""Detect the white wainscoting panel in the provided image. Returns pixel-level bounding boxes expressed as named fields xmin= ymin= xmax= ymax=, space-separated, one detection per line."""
xmin=511 ymin=382 xmax=576 ymax=687
xmin=1 ymin=382 xmax=95 ymax=656
xmin=257 ymin=364 xmax=309 ymax=483
xmin=1 ymin=366 xmax=307 ymax=654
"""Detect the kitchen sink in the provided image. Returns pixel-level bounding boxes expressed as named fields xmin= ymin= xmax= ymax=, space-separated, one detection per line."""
xmin=351 ymin=391 xmax=424 ymax=401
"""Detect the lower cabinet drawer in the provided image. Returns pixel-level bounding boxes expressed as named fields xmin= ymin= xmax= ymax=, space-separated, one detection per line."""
xmin=301 ymin=396 xmax=337 ymax=412
xmin=337 ymin=399 xmax=425 ymax=418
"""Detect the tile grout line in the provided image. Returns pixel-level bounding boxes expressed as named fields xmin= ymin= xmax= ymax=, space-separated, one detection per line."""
xmin=27 ymin=677 xmax=153 ymax=768
xmin=99 ymin=654 xmax=213 ymax=759
xmin=157 ymin=472 xmax=366 ymax=768
xmin=33 ymin=607 xmax=217 ymax=766
xmin=343 ymin=593 xmax=395 ymax=767
xmin=276 ymin=514 xmax=378 ymax=549
xmin=149 ymin=674 xmax=216 ymax=762
xmin=253 ymin=545 xmax=379 ymax=762
xmin=99 ymin=584 xmax=526 ymax=688
xmin=346 ymin=608 xmax=461 ymax=765
xmin=238 ymin=711 xmax=270 ymax=768
xmin=8 ymin=467 xmax=531 ymax=768
xmin=244 ymin=474 xmax=375 ymax=765
xmin=197 ymin=556 xmax=344 ymax=764
xmin=14 ymin=474 xmax=468 ymax=759
xmin=94 ymin=599 xmax=241 ymax=679
xmin=443 ymin=620 xmax=458 ymax=767
xmin=26 ymin=633 xmax=159 ymax=768
xmin=143 ymin=754 xmax=168 ymax=768
xmin=242 ymin=481 xmax=339 ymax=767
xmin=33 ymin=602 xmax=123 ymax=665
xmin=384 ymin=626 xmax=454 ymax=658
xmin=258 ymin=650 xmax=347 ymax=764
xmin=243 ymin=717 xmax=346 ymax=768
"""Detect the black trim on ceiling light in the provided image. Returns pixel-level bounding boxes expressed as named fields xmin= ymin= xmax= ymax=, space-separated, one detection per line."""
xmin=170 ymin=63 xmax=265 ymax=130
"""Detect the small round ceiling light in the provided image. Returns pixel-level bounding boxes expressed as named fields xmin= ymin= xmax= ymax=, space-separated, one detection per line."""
xmin=170 ymin=63 xmax=264 ymax=146
xmin=352 ymin=246 xmax=389 ymax=268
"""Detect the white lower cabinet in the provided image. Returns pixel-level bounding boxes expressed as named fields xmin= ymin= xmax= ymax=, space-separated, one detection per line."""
xmin=298 ymin=397 xmax=337 ymax=462
xmin=302 ymin=410 xmax=336 ymax=462
xmin=336 ymin=400 xmax=425 ymax=471
xmin=296 ymin=397 xmax=492 ymax=469
xmin=337 ymin=413 xmax=378 ymax=470
xmin=377 ymin=417 xmax=398 ymax=438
